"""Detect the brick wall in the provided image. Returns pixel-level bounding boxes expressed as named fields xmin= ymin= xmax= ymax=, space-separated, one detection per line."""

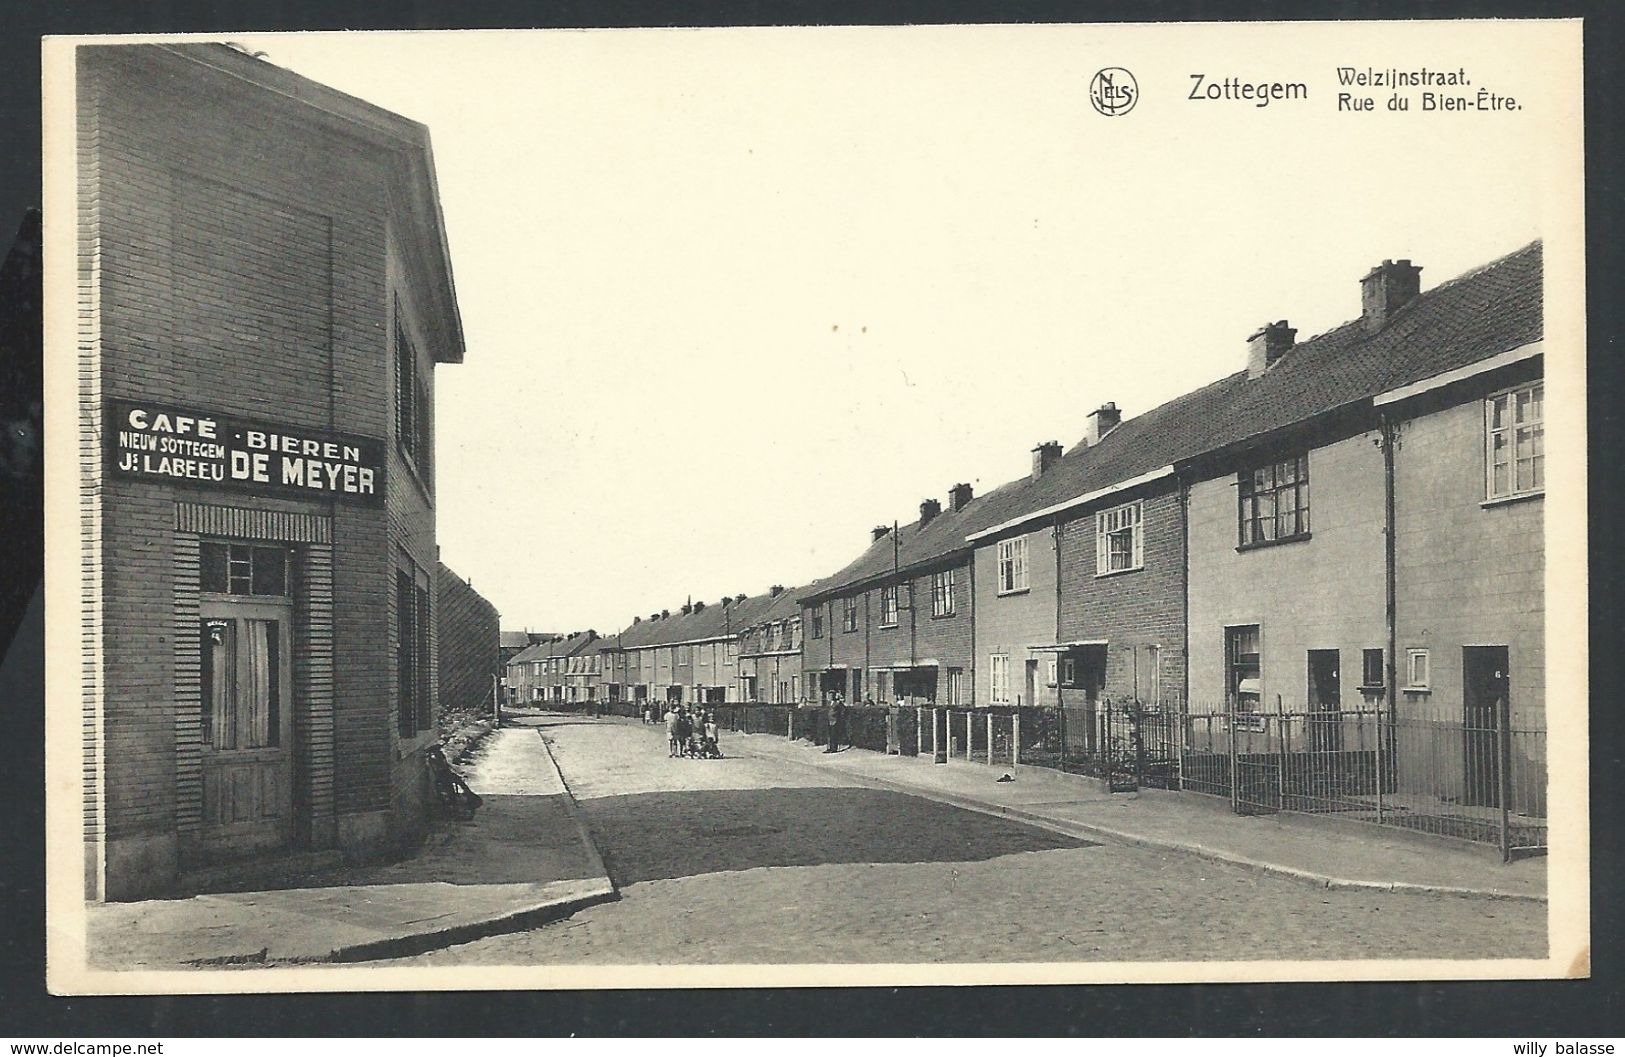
xmin=436 ymin=562 xmax=501 ymax=715
xmin=77 ymin=46 xmax=453 ymax=895
xmin=1056 ymin=484 xmax=1187 ymax=708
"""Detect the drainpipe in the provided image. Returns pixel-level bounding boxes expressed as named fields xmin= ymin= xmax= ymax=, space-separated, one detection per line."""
xmin=1179 ymin=472 xmax=1191 ymax=788
xmin=1380 ymin=410 xmax=1397 ymax=825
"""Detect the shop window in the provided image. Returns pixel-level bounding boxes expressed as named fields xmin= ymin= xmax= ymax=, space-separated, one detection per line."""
xmin=1238 ymin=453 xmax=1310 ymax=547
xmin=1226 ymin=625 xmax=1263 ymax=730
xmin=1095 ymin=501 xmax=1145 ymax=574
xmin=931 ymin=569 xmax=956 ymax=616
xmin=200 ymin=542 xmax=288 ymax=598
xmin=1486 ymin=382 xmax=1544 ymax=499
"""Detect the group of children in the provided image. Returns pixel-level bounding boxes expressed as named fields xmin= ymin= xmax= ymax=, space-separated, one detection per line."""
xmin=646 ymin=703 xmax=723 ymax=759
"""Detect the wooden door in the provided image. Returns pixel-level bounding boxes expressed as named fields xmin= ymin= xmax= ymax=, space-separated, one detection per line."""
xmin=199 ymin=600 xmax=295 ymax=861
xmin=1463 ymin=646 xmax=1509 ymax=807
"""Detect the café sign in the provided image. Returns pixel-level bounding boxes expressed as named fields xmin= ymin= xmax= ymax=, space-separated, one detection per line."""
xmin=108 ymin=399 xmax=385 ymax=506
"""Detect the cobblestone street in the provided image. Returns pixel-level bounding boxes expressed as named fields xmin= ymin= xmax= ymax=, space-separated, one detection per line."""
xmin=382 ymin=717 xmax=1545 ymax=966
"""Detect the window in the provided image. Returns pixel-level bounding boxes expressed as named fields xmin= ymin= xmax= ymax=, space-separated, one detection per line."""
xmin=1238 ymin=453 xmax=1310 ymax=546
xmin=1226 ymin=625 xmax=1263 ymax=730
xmin=1145 ymin=644 xmax=1161 ymax=706
xmin=200 ymin=543 xmax=289 ymax=597
xmin=1486 ymin=382 xmax=1544 ymax=499
xmin=931 ymin=569 xmax=956 ymax=616
xmin=842 ymin=597 xmax=858 ymax=632
xmin=945 ymin=668 xmax=964 ymax=707
xmin=200 ymin=616 xmax=281 ymax=750
xmin=678 ymin=645 xmax=692 ymax=665
xmin=997 ymin=537 xmax=1029 ymax=594
xmin=1046 ymin=657 xmax=1058 ymax=687
xmin=395 ymin=314 xmax=432 ymax=487
xmin=1095 ymin=501 xmax=1145 ymax=574
xmin=990 ymin=653 xmax=1011 ymax=704
xmin=725 ymin=641 xmax=738 ymax=665
xmin=880 ymin=585 xmax=899 ymax=627
xmin=1060 ymin=656 xmax=1077 ymax=688
xmin=1362 ymin=648 xmax=1385 ymax=689
xmin=1406 ymin=648 xmax=1430 ymax=689
xmin=396 ymin=567 xmax=431 ymax=737
xmin=811 ymin=607 xmax=824 ymax=639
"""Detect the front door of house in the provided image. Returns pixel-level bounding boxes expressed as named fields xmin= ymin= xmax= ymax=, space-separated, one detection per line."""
xmin=198 ymin=599 xmax=295 ymax=861
xmin=1463 ymin=646 xmax=1510 ymax=807
xmin=1307 ymin=649 xmax=1342 ymax=753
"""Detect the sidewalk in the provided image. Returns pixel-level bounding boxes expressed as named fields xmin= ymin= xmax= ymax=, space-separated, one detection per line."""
xmin=731 ymin=728 xmax=1547 ymax=902
xmin=86 ymin=724 xmax=615 ymax=968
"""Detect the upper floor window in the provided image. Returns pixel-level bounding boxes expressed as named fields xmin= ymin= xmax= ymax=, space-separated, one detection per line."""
xmin=200 ymin=542 xmax=288 ymax=597
xmin=811 ymin=607 xmax=824 ymax=639
xmin=997 ymin=537 xmax=1029 ymax=594
xmin=880 ymin=585 xmax=900 ymax=627
xmin=1238 ymin=453 xmax=1310 ymax=547
xmin=1486 ymin=382 xmax=1544 ymax=500
xmin=394 ymin=313 xmax=432 ymax=488
xmin=396 ymin=564 xmax=431 ymax=737
xmin=1095 ymin=500 xmax=1144 ymax=575
xmin=842 ymin=597 xmax=858 ymax=632
xmin=931 ymin=568 xmax=956 ymax=617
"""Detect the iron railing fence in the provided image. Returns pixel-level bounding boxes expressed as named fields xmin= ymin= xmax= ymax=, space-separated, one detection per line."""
xmin=1178 ymin=700 xmax=1546 ymax=859
xmin=580 ymin=694 xmax=1546 ymax=859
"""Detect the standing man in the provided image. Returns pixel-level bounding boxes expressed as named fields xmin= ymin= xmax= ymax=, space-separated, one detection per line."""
xmin=825 ymin=692 xmax=845 ymax=753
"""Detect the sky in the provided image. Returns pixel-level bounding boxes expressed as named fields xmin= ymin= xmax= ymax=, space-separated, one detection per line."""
xmin=233 ymin=23 xmax=1576 ymax=634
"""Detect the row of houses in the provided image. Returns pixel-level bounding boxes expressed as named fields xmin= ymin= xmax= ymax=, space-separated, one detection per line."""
xmin=510 ymin=245 xmax=1547 ymax=774
xmin=512 ymin=243 xmax=1546 ymax=774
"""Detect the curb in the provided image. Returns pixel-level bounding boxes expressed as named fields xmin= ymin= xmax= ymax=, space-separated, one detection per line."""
xmin=740 ymin=737 xmax=1547 ymax=905
xmin=534 ymin=727 xmax=620 ymax=896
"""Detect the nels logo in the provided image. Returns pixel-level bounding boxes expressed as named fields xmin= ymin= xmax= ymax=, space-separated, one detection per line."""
xmin=1090 ymin=67 xmax=1138 ymax=116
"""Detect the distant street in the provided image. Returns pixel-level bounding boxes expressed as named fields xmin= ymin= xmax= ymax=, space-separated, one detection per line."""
xmin=383 ymin=717 xmax=1545 ymax=965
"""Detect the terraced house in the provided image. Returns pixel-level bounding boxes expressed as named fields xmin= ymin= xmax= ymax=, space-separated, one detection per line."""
xmin=737 ymin=585 xmax=808 ymax=705
xmin=800 ymin=485 xmax=984 ymax=708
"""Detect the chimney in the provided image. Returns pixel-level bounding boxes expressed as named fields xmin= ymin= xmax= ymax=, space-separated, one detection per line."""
xmin=1085 ymin=403 xmax=1122 ymax=446
xmin=1031 ymin=441 xmax=1062 ymax=479
xmin=681 ymin=602 xmax=693 ymax=615
xmin=1360 ymin=258 xmax=1422 ymax=333
xmin=770 ymin=584 xmax=785 ymax=597
xmin=949 ymin=482 xmax=974 ymax=512
xmin=633 ymin=615 xmax=642 ymax=624
xmin=661 ymin=608 xmax=670 ymax=619
xmin=919 ymin=498 xmax=942 ymax=526
xmin=1245 ymin=322 xmax=1297 ymax=379
xmin=693 ymin=601 xmax=705 ymax=612
xmin=872 ymin=524 xmax=892 ymax=543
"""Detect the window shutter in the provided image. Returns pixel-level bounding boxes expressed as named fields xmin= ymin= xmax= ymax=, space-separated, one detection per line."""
xmin=1096 ymin=512 xmax=1107 ymax=572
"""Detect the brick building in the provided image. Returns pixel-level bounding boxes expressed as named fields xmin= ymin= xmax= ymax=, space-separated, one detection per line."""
xmin=435 ymin=562 xmax=501 ymax=716
xmin=75 ymin=44 xmax=465 ymax=899
xmin=799 ymin=487 xmax=984 ymax=709
xmin=737 ymin=585 xmax=807 ymax=704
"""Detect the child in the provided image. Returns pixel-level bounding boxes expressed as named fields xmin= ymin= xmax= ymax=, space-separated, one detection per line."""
xmin=664 ymin=705 xmax=681 ymax=757
xmin=704 ymin=712 xmax=722 ymax=758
